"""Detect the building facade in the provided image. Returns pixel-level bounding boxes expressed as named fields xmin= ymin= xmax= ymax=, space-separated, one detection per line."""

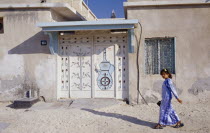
xmin=0 ymin=0 xmax=97 ymax=102
xmin=0 ymin=0 xmax=210 ymax=104
xmin=37 ymin=20 xmax=138 ymax=101
xmin=124 ymin=0 xmax=210 ymax=104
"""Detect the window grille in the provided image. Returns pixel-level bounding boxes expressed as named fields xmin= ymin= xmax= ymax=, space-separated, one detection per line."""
xmin=145 ymin=38 xmax=175 ymax=74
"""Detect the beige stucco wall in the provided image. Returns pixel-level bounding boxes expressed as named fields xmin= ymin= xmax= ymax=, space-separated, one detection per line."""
xmin=0 ymin=9 xmax=66 ymax=102
xmin=127 ymin=4 xmax=210 ymax=104
xmin=0 ymin=0 xmax=97 ymax=21
xmin=0 ymin=0 xmax=97 ymax=102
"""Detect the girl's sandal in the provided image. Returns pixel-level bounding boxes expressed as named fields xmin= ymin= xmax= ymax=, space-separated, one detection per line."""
xmin=154 ymin=124 xmax=164 ymax=129
xmin=174 ymin=123 xmax=184 ymax=128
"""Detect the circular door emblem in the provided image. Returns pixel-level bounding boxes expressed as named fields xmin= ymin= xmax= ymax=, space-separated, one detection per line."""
xmin=100 ymin=77 xmax=110 ymax=86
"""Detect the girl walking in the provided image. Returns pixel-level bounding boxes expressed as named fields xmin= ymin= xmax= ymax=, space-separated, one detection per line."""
xmin=154 ymin=68 xmax=184 ymax=129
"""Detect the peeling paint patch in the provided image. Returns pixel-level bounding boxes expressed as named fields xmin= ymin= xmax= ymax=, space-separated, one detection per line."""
xmin=0 ymin=84 xmax=24 ymax=101
xmin=0 ymin=75 xmax=23 ymax=91
xmin=0 ymin=54 xmax=24 ymax=79
xmin=0 ymin=54 xmax=25 ymax=101
xmin=189 ymin=77 xmax=210 ymax=95
xmin=0 ymin=78 xmax=40 ymax=101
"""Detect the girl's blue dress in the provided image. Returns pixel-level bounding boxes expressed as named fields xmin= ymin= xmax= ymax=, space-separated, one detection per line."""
xmin=159 ymin=78 xmax=180 ymax=125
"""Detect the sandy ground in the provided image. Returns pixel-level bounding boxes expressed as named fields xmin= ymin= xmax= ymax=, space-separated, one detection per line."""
xmin=0 ymin=98 xmax=209 ymax=133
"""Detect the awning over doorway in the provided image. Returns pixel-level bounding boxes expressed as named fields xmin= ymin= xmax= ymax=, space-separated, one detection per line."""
xmin=37 ymin=19 xmax=139 ymax=54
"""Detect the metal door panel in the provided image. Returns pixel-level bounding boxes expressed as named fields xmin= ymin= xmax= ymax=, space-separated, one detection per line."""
xmin=58 ymin=34 xmax=128 ymax=99
xmin=69 ymin=44 xmax=92 ymax=98
xmin=94 ymin=45 xmax=115 ymax=98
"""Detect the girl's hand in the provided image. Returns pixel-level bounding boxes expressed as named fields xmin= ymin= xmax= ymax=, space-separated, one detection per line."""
xmin=177 ymin=98 xmax=182 ymax=104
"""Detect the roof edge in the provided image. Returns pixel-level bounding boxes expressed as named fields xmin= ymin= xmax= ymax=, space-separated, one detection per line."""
xmin=0 ymin=3 xmax=70 ymax=9
xmin=124 ymin=0 xmax=210 ymax=7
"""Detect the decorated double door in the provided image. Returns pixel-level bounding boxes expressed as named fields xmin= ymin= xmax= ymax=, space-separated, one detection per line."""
xmin=58 ymin=34 xmax=128 ymax=99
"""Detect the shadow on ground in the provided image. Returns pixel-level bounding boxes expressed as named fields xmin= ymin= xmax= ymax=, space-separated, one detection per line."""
xmin=0 ymin=122 xmax=10 ymax=132
xmin=6 ymin=103 xmax=14 ymax=108
xmin=81 ymin=108 xmax=156 ymax=128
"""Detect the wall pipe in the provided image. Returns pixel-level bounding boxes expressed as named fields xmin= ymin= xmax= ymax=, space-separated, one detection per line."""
xmin=136 ymin=22 xmax=148 ymax=105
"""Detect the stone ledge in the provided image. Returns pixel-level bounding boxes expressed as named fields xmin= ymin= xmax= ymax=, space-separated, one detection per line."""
xmin=0 ymin=3 xmax=85 ymax=21
xmin=0 ymin=3 xmax=71 ymax=9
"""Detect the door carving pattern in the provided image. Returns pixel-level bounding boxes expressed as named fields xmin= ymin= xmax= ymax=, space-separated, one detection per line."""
xmin=70 ymin=45 xmax=92 ymax=91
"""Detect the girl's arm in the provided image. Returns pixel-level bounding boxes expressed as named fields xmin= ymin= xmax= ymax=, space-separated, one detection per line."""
xmin=166 ymin=79 xmax=179 ymax=99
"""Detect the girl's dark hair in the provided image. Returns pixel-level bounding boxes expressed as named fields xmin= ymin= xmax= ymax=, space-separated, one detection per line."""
xmin=160 ymin=68 xmax=172 ymax=79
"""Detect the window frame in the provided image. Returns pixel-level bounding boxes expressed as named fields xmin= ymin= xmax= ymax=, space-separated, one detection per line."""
xmin=144 ymin=37 xmax=176 ymax=75
xmin=0 ymin=17 xmax=4 ymax=34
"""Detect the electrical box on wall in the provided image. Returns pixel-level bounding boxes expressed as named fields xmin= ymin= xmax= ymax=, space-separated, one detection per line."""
xmin=41 ymin=40 xmax=47 ymax=46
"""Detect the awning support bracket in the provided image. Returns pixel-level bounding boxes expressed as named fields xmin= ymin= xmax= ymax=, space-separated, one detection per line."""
xmin=45 ymin=31 xmax=58 ymax=55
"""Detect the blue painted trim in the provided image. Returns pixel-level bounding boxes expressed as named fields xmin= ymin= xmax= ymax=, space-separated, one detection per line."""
xmin=45 ymin=31 xmax=58 ymax=55
xmin=40 ymin=20 xmax=139 ymax=54
xmin=128 ymin=29 xmax=135 ymax=53
xmin=42 ymin=24 xmax=135 ymax=31
xmin=37 ymin=19 xmax=139 ymax=28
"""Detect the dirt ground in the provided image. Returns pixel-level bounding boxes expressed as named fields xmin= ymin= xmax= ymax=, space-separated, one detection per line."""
xmin=0 ymin=97 xmax=209 ymax=133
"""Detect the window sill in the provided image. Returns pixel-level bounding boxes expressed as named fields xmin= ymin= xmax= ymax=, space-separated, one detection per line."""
xmin=141 ymin=74 xmax=176 ymax=78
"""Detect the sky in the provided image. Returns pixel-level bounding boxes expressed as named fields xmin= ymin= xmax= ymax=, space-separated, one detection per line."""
xmin=84 ymin=0 xmax=127 ymax=19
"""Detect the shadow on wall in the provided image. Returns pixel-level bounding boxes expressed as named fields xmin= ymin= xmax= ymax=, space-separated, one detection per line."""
xmin=2 ymin=31 xmax=50 ymax=101
xmin=141 ymin=80 xmax=163 ymax=104
xmin=141 ymin=80 xmax=183 ymax=103
xmin=189 ymin=77 xmax=210 ymax=95
xmin=153 ymin=80 xmax=183 ymax=95
xmin=8 ymin=31 xmax=50 ymax=54
xmin=81 ymin=108 xmax=156 ymax=128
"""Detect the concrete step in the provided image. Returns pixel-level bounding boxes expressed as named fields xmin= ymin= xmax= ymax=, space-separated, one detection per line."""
xmin=13 ymin=98 xmax=39 ymax=108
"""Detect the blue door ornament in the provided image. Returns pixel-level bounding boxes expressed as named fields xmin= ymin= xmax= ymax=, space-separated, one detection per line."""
xmin=96 ymin=49 xmax=114 ymax=90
